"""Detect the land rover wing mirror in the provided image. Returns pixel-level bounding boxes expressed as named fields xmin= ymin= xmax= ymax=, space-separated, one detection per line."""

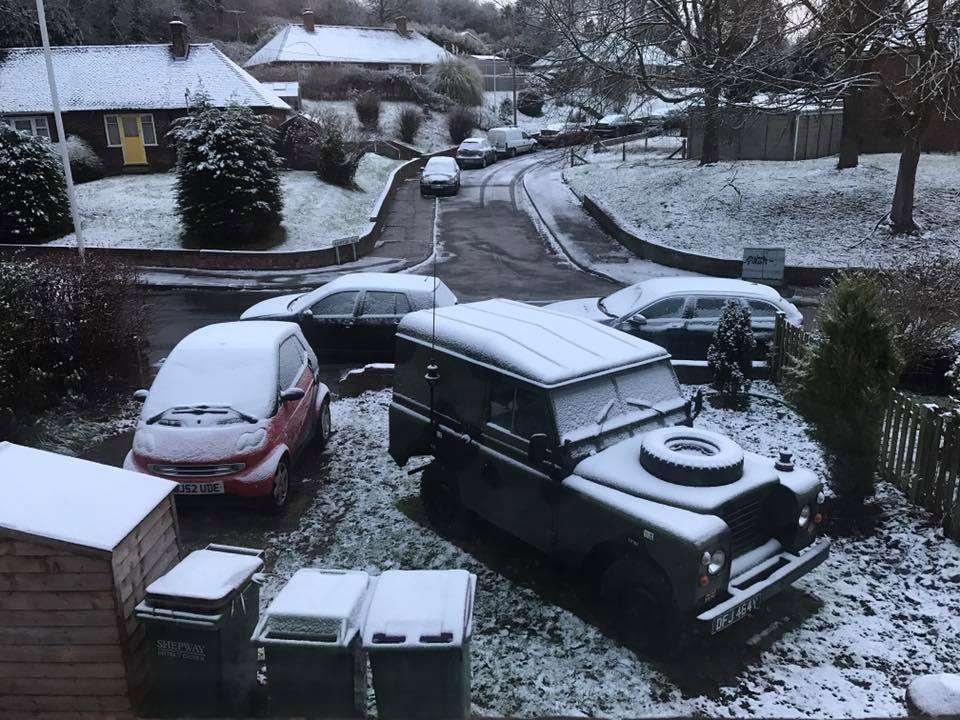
xmin=528 ymin=433 xmax=549 ymax=464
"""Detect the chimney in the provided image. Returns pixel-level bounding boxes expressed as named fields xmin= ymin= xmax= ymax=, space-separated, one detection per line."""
xmin=169 ymin=18 xmax=188 ymax=59
xmin=302 ymin=8 xmax=315 ymax=32
xmin=394 ymin=15 xmax=408 ymax=35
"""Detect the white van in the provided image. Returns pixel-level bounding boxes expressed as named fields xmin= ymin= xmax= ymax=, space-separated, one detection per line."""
xmin=487 ymin=127 xmax=537 ymax=157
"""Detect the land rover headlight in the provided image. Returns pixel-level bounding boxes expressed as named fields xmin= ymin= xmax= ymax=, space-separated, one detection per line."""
xmin=706 ymin=550 xmax=725 ymax=575
xmin=817 ymin=491 xmax=826 ymax=505
xmin=798 ymin=505 xmax=812 ymax=528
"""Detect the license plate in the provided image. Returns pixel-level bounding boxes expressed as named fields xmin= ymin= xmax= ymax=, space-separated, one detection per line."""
xmin=175 ymin=481 xmax=225 ymax=495
xmin=711 ymin=595 xmax=762 ymax=634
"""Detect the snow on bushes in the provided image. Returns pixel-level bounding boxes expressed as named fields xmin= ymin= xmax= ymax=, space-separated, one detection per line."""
xmin=168 ymin=97 xmax=283 ymax=243
xmin=51 ymin=135 xmax=105 ymax=184
xmin=787 ymin=272 xmax=902 ymax=504
xmin=0 ymin=124 xmax=72 ymax=243
xmin=354 ymin=91 xmax=381 ymax=130
xmin=310 ymin=110 xmax=365 ymax=188
xmin=294 ymin=66 xmax=452 ymax=110
xmin=0 ymin=255 xmax=145 ymax=440
xmin=427 ymin=57 xmax=484 ymax=107
xmin=517 ymin=89 xmax=545 ymax=117
xmin=447 ymin=106 xmax=477 ymax=144
xmin=707 ymin=301 xmax=756 ymax=407
xmin=396 ymin=105 xmax=423 ymax=144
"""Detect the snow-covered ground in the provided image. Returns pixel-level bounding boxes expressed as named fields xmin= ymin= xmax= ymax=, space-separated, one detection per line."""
xmin=52 ymin=154 xmax=400 ymax=251
xmin=564 ymin=153 xmax=960 ymax=268
xmin=260 ymin=383 xmax=960 ymax=718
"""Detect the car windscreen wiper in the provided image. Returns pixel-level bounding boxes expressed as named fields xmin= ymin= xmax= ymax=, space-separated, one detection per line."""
xmin=625 ymin=397 xmax=669 ymax=418
xmin=146 ymin=405 xmax=258 ymax=425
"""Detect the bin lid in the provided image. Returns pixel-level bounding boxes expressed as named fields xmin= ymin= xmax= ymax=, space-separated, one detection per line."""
xmin=146 ymin=547 xmax=263 ymax=608
xmin=362 ymin=569 xmax=476 ymax=649
xmin=254 ymin=569 xmax=370 ymax=646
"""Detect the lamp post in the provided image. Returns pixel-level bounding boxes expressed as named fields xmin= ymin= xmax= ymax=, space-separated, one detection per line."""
xmin=35 ymin=0 xmax=84 ymax=258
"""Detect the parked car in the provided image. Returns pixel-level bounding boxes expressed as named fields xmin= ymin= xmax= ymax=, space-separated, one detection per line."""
xmin=240 ymin=272 xmax=458 ymax=360
xmin=592 ymin=113 xmax=643 ymax=138
xmin=546 ymin=278 xmax=804 ymax=362
xmin=536 ymin=122 xmax=592 ymax=148
xmin=487 ymin=126 xmax=537 ymax=157
xmin=419 ymin=156 xmax=461 ymax=196
xmin=456 ymin=137 xmax=497 ymax=168
xmin=388 ymin=299 xmax=828 ymax=652
xmin=124 ymin=321 xmax=331 ymax=513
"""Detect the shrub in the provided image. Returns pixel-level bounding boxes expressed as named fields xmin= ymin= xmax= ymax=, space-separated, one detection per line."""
xmin=876 ymin=255 xmax=960 ymax=390
xmin=662 ymin=108 xmax=687 ymax=132
xmin=300 ymin=66 xmax=453 ymax=110
xmin=354 ymin=91 xmax=381 ymax=130
xmin=447 ymin=106 xmax=477 ymax=144
xmin=0 ymin=255 xmax=146 ymax=440
xmin=499 ymin=97 xmax=514 ymax=123
xmin=421 ymin=25 xmax=488 ymax=55
xmin=168 ymin=97 xmax=283 ymax=243
xmin=707 ymin=301 xmax=756 ymax=407
xmin=311 ymin=110 xmax=365 ymax=188
xmin=427 ymin=58 xmax=484 ymax=107
xmin=517 ymin=89 xmax=545 ymax=117
xmin=0 ymin=125 xmax=72 ymax=243
xmin=787 ymin=272 xmax=902 ymax=504
xmin=51 ymin=135 xmax=105 ymax=184
xmin=396 ymin=106 xmax=423 ymax=144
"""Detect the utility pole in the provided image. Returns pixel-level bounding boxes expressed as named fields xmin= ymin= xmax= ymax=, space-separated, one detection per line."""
xmin=512 ymin=59 xmax=518 ymax=126
xmin=224 ymin=8 xmax=245 ymax=42
xmin=35 ymin=0 xmax=83 ymax=259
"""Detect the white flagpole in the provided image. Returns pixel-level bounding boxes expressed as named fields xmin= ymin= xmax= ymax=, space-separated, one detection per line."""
xmin=35 ymin=0 xmax=84 ymax=259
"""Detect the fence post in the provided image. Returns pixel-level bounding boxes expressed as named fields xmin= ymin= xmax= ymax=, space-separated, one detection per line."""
xmin=771 ymin=312 xmax=786 ymax=383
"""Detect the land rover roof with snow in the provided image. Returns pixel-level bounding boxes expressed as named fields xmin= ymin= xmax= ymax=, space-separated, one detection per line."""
xmin=389 ymin=299 xmax=829 ymax=650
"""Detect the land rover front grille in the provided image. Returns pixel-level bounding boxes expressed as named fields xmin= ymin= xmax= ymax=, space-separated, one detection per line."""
xmin=148 ymin=463 xmax=244 ymax=477
xmin=722 ymin=496 xmax=767 ymax=555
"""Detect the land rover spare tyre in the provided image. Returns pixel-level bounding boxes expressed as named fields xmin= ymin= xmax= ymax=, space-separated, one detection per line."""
xmin=639 ymin=427 xmax=744 ymax=487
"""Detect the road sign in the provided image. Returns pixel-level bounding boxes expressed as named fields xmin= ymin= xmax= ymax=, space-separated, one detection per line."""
xmin=742 ymin=247 xmax=785 ymax=284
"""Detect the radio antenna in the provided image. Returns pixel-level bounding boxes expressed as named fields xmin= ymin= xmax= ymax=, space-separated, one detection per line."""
xmin=425 ymin=198 xmax=440 ymax=439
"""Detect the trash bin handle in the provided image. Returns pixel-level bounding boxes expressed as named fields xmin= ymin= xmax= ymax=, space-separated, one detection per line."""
xmin=205 ymin=543 xmax=264 ymax=559
xmin=463 ymin=575 xmax=476 ymax=640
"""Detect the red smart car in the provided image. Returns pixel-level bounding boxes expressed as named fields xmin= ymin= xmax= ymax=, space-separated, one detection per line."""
xmin=124 ymin=321 xmax=331 ymax=512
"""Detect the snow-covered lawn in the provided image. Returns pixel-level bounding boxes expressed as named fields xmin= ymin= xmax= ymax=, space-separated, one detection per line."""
xmin=564 ymin=153 xmax=960 ymax=268
xmin=52 ymin=154 xmax=400 ymax=251
xmin=262 ymin=383 xmax=960 ymax=718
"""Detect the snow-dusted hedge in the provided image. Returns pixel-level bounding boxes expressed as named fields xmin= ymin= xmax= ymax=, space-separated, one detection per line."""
xmin=0 ymin=255 xmax=145 ymax=440
xmin=707 ymin=301 xmax=756 ymax=406
xmin=447 ymin=106 xmax=477 ymax=143
xmin=295 ymin=66 xmax=453 ymax=110
xmin=50 ymin=135 xmax=106 ymax=184
xmin=168 ymin=98 xmax=283 ymax=243
xmin=0 ymin=125 xmax=73 ymax=243
xmin=427 ymin=58 xmax=484 ymax=107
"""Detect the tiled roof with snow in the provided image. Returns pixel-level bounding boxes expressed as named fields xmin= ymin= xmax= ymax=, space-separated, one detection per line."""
xmin=245 ymin=24 xmax=453 ymax=68
xmin=0 ymin=43 xmax=290 ymax=114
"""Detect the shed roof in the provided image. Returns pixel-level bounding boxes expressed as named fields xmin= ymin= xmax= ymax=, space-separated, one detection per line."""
xmin=245 ymin=24 xmax=453 ymax=67
xmin=398 ymin=299 xmax=670 ymax=387
xmin=0 ymin=443 xmax=176 ymax=552
xmin=0 ymin=44 xmax=290 ymax=114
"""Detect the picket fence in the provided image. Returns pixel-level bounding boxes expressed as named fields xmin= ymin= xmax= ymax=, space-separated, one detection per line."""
xmin=771 ymin=312 xmax=960 ymax=540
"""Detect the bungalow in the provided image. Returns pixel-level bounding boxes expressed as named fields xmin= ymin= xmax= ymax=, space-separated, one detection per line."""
xmin=0 ymin=20 xmax=289 ymax=173
xmin=245 ymin=11 xmax=453 ymax=75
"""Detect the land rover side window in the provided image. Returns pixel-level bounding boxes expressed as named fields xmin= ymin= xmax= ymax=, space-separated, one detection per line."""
xmin=488 ymin=381 xmax=550 ymax=439
xmin=489 ymin=382 xmax=516 ymax=430
xmin=311 ymin=291 xmax=359 ymax=316
xmin=640 ymin=297 xmax=685 ymax=319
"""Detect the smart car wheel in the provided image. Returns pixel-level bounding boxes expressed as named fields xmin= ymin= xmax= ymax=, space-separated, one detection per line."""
xmin=262 ymin=457 xmax=290 ymax=514
xmin=599 ymin=553 xmax=681 ymax=657
xmin=315 ymin=398 xmax=331 ymax=449
xmin=639 ymin=427 xmax=744 ymax=487
xmin=420 ymin=462 xmax=467 ymax=536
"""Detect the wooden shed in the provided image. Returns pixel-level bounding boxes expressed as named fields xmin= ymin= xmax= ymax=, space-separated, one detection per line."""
xmin=0 ymin=442 xmax=182 ymax=718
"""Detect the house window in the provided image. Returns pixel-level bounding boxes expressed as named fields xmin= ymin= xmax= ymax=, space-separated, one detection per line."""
xmin=103 ymin=114 xmax=158 ymax=147
xmin=388 ymin=64 xmax=412 ymax=75
xmin=3 ymin=116 xmax=50 ymax=139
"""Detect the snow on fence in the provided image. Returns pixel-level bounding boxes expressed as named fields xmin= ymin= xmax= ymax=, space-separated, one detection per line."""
xmin=772 ymin=313 xmax=960 ymax=540
xmin=880 ymin=392 xmax=960 ymax=540
xmin=769 ymin=311 xmax=813 ymax=383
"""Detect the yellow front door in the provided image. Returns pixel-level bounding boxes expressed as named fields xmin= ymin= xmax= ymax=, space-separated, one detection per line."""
xmin=119 ymin=114 xmax=147 ymax=165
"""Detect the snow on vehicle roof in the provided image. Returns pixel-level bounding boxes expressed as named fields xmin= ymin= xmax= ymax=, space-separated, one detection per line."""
xmin=424 ymin=156 xmax=458 ymax=169
xmin=0 ymin=44 xmax=289 ymax=113
xmin=636 ymin=277 xmax=784 ymax=301
xmin=292 ymin=273 xmax=456 ymax=313
xmin=460 ymin=138 xmax=483 ymax=144
xmin=0 ymin=442 xmax=176 ymax=552
xmin=398 ymin=299 xmax=671 ymax=387
xmin=146 ymin=548 xmax=263 ymax=602
xmin=245 ymin=24 xmax=453 ymax=68
xmin=142 ymin=321 xmax=298 ymax=420
xmin=362 ymin=569 xmax=476 ymax=648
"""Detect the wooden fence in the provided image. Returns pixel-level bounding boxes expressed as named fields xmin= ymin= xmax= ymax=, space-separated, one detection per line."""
xmin=880 ymin=391 xmax=960 ymax=539
xmin=769 ymin=312 xmax=814 ymax=383
xmin=771 ymin=312 xmax=960 ymax=540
